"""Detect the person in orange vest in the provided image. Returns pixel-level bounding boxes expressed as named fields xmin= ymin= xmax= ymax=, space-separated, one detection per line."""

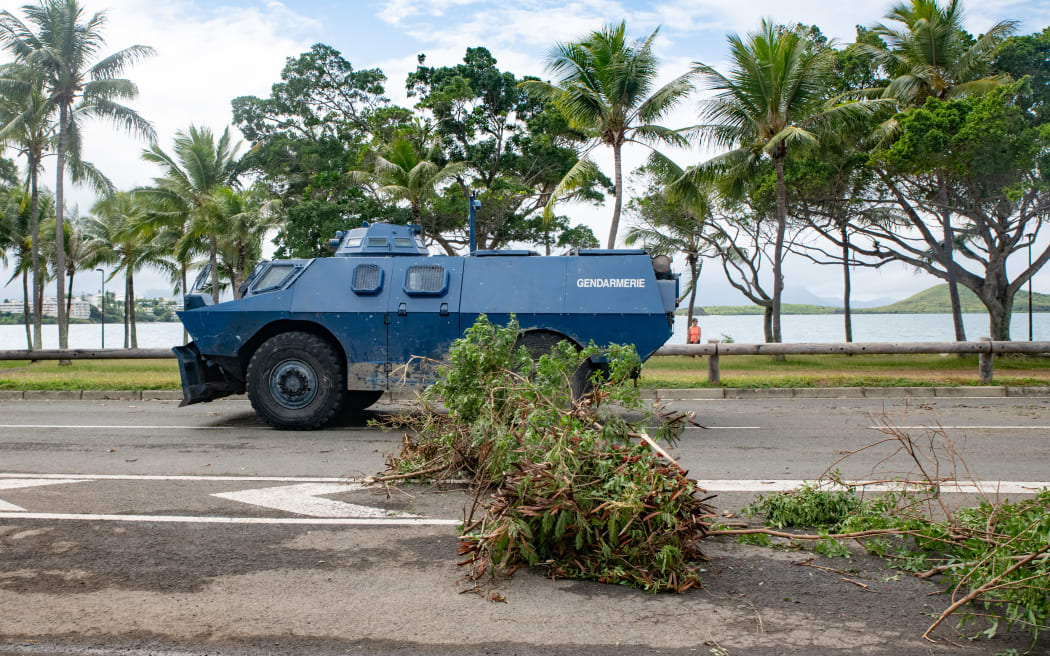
xmin=687 ymin=317 xmax=701 ymax=344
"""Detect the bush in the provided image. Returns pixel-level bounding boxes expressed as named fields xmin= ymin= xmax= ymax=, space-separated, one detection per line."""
xmin=384 ymin=315 xmax=714 ymax=592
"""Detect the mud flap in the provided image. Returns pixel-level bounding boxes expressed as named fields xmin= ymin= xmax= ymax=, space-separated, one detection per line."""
xmin=172 ymin=342 xmax=237 ymax=406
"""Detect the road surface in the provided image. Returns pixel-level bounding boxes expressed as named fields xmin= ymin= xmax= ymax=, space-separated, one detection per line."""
xmin=1 ymin=396 xmax=1047 ymax=655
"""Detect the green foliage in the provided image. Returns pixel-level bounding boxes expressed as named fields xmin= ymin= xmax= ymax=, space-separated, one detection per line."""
xmin=745 ymin=483 xmax=863 ymax=530
xmin=748 ymin=480 xmax=1050 ymax=639
xmin=386 ymin=315 xmax=714 ymax=592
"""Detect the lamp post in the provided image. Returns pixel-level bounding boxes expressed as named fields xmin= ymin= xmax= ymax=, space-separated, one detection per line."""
xmin=96 ymin=268 xmax=104 ymax=349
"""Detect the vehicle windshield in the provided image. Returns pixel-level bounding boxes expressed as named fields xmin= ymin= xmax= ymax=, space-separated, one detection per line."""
xmin=189 ymin=265 xmax=212 ymax=295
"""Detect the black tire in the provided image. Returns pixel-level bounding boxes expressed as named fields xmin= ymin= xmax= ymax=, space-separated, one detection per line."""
xmin=515 ymin=330 xmax=595 ymax=400
xmin=246 ymin=331 xmax=345 ymax=430
xmin=343 ymin=390 xmax=384 ymax=414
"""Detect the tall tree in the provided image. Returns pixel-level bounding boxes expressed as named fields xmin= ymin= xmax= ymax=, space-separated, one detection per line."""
xmin=349 ymin=137 xmax=467 ymax=253
xmin=213 ymin=185 xmax=282 ymax=298
xmin=140 ymin=125 xmax=242 ymax=303
xmin=406 ymin=47 xmax=607 ymax=252
xmin=827 ymin=82 xmax=1050 ymax=340
xmin=625 ymin=159 xmax=713 ymax=331
xmin=522 ymin=21 xmax=693 ymax=247
xmin=856 ymin=0 xmax=1018 ymax=341
xmin=0 ymin=0 xmax=154 ymax=348
xmin=0 ymin=185 xmax=33 ymax=348
xmin=232 ymin=44 xmax=402 ymax=258
xmin=84 ymin=192 xmax=164 ymax=348
xmin=0 ymin=63 xmax=54 ymax=349
xmin=690 ymin=19 xmax=884 ymax=343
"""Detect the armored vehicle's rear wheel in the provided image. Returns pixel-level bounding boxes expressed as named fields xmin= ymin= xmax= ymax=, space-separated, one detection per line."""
xmin=343 ymin=390 xmax=383 ymax=414
xmin=516 ymin=330 xmax=595 ymax=400
xmin=246 ymin=332 xmax=345 ymax=430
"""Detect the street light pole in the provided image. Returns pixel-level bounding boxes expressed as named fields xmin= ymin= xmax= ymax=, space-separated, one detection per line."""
xmin=1026 ymin=235 xmax=1035 ymax=342
xmin=97 ymin=268 xmax=105 ymax=349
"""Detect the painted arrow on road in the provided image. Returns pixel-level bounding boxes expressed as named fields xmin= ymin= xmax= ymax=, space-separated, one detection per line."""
xmin=212 ymin=482 xmax=420 ymax=519
xmin=0 ymin=478 xmax=87 ymax=511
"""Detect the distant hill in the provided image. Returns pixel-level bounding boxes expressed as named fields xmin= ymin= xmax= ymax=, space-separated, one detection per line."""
xmin=681 ymin=284 xmax=1050 ymax=315
xmin=858 ymin=285 xmax=1050 ymax=314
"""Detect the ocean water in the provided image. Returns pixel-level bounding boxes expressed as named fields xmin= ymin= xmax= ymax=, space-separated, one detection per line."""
xmin=1 ymin=312 xmax=1048 ymax=351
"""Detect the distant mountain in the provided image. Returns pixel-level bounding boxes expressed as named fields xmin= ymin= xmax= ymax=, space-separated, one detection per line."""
xmin=686 ymin=284 xmax=1050 ymax=315
xmin=859 ymin=285 xmax=1050 ymax=314
xmin=782 ymin=288 xmax=898 ymax=309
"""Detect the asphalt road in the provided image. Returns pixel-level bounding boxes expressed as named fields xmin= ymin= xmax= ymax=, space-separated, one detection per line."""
xmin=1 ymin=396 xmax=1048 ymax=655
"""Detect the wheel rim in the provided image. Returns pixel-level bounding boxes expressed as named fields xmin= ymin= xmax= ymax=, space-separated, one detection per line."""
xmin=269 ymin=358 xmax=319 ymax=410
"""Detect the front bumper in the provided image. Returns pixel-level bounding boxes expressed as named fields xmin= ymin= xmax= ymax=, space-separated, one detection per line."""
xmin=173 ymin=342 xmax=237 ymax=406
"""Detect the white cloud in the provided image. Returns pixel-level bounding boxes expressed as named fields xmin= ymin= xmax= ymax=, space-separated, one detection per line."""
xmin=0 ymin=0 xmax=317 ymax=297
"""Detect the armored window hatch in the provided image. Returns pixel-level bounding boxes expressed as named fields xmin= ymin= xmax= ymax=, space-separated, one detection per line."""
xmin=351 ymin=263 xmax=384 ymax=295
xmin=404 ymin=265 xmax=449 ymax=296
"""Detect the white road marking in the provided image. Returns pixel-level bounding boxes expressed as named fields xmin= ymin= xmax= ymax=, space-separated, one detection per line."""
xmin=868 ymin=425 xmax=1050 ymax=430
xmin=212 ymin=482 xmax=418 ymax=519
xmin=695 ymin=479 xmax=1049 ymax=494
xmin=0 ymin=473 xmax=370 ymax=483
xmin=0 ymin=478 xmax=87 ymax=511
xmin=687 ymin=426 xmax=761 ymax=430
xmin=0 ymin=512 xmax=459 ymax=526
xmin=0 ymin=424 xmax=378 ymax=431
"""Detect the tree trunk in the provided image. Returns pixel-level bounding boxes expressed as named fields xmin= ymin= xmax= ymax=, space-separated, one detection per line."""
xmin=981 ymin=288 xmax=1014 ymax=341
xmin=22 ymin=269 xmax=32 ymax=350
xmin=209 ymin=235 xmax=220 ymax=304
xmin=686 ymin=254 xmax=700 ymax=328
xmin=181 ymin=266 xmax=189 ymax=345
xmin=763 ymin=305 xmax=774 ymax=344
xmin=772 ymin=154 xmax=788 ymax=349
xmin=606 ymin=142 xmax=623 ymax=249
xmin=842 ymin=225 xmax=853 ymax=343
xmin=66 ymin=269 xmax=74 ymax=322
xmin=129 ymin=271 xmax=137 ymax=349
xmin=123 ymin=273 xmax=130 ymax=349
xmin=56 ymin=103 xmax=69 ymax=349
xmin=232 ymin=245 xmax=245 ymax=299
xmin=29 ymin=163 xmax=42 ymax=350
xmin=938 ymin=174 xmax=966 ymax=342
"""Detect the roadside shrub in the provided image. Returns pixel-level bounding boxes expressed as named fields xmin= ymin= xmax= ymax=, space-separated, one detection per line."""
xmin=744 ymin=483 xmax=863 ymax=529
xmin=384 ymin=315 xmax=714 ymax=592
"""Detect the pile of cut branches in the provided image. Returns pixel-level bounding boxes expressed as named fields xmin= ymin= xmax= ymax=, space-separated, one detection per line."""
xmin=734 ymin=421 xmax=1050 ymax=642
xmin=381 ymin=316 xmax=714 ymax=592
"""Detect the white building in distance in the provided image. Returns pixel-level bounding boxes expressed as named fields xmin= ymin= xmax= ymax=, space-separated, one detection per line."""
xmin=0 ymin=298 xmax=92 ymax=319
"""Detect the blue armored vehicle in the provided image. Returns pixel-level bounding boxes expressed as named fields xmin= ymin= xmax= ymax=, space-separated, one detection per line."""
xmin=175 ymin=220 xmax=679 ymax=429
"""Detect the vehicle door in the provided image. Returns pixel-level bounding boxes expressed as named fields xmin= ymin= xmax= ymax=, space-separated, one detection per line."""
xmin=387 ymin=258 xmax=464 ymax=387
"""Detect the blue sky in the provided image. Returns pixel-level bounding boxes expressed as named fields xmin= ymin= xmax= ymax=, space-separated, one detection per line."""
xmin=1 ymin=0 xmax=1049 ymax=305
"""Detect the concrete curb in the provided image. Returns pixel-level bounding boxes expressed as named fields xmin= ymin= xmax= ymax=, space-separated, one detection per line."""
xmin=1 ymin=386 xmax=1048 ymax=402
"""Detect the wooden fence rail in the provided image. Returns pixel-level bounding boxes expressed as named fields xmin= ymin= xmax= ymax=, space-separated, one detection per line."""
xmin=3 ymin=339 xmax=1049 ymax=384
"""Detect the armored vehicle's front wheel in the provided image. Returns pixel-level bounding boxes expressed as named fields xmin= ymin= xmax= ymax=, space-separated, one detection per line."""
xmin=246 ymin=332 xmax=345 ymax=430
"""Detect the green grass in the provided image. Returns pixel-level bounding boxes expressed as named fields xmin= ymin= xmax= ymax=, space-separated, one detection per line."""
xmin=2 ymin=353 xmax=1050 ymax=391
xmin=0 ymin=359 xmax=180 ymax=391
xmin=639 ymin=353 xmax=1050 ymax=388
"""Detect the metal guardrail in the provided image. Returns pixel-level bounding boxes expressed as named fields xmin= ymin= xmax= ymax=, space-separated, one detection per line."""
xmin=3 ymin=339 xmax=1049 ymax=384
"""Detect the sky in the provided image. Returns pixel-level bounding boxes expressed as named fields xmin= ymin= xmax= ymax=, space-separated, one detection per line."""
xmin=1 ymin=0 xmax=1049 ymax=307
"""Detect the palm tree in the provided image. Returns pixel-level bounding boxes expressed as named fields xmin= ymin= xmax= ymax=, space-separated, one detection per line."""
xmin=350 ymin=138 xmax=466 ymax=254
xmin=213 ymin=185 xmax=281 ymax=297
xmin=0 ymin=0 xmax=155 ymax=349
xmin=625 ymin=159 xmax=713 ymax=330
xmin=521 ymin=21 xmax=694 ymax=248
xmin=690 ymin=19 xmax=884 ymax=343
xmin=0 ymin=186 xmax=34 ymax=348
xmin=856 ymin=0 xmax=1018 ymax=342
xmin=84 ymin=192 xmax=165 ymax=348
xmin=859 ymin=0 xmax=1018 ymax=104
xmin=140 ymin=125 xmax=242 ymax=303
xmin=0 ymin=64 xmax=55 ymax=349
